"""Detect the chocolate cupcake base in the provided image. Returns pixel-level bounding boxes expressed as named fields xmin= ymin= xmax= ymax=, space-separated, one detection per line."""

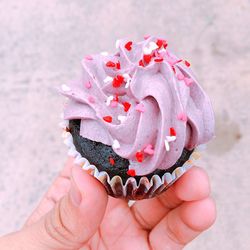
xmin=61 ymin=119 xmax=202 ymax=200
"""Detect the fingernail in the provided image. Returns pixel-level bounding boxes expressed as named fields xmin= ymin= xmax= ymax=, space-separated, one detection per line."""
xmin=69 ymin=167 xmax=83 ymax=207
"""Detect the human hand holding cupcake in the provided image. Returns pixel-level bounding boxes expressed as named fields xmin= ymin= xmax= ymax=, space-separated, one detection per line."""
xmin=60 ymin=36 xmax=215 ymax=200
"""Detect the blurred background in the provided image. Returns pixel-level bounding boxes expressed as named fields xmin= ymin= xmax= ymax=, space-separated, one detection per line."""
xmin=0 ymin=0 xmax=249 ymax=249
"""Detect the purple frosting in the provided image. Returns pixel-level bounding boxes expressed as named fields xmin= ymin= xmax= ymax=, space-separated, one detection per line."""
xmin=61 ymin=36 xmax=215 ymax=175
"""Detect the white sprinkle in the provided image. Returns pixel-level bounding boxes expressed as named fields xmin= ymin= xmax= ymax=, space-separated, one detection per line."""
xmin=104 ymin=76 xmax=113 ymax=83
xmin=115 ymin=39 xmax=120 ymax=49
xmin=164 ymin=139 xmax=170 ymax=151
xmin=123 ymin=73 xmax=132 ymax=88
xmin=101 ymin=51 xmax=108 ymax=56
xmin=143 ymin=47 xmax=151 ymax=55
xmin=149 ymin=41 xmax=158 ymax=51
xmin=118 ymin=115 xmax=126 ymax=123
xmin=61 ymin=84 xmax=71 ymax=92
xmin=113 ymin=139 xmax=120 ymax=149
xmin=166 ymin=136 xmax=176 ymax=142
xmin=106 ymin=95 xmax=114 ymax=106
xmin=143 ymin=41 xmax=158 ymax=54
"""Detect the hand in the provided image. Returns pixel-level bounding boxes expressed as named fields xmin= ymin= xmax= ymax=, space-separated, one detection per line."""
xmin=0 ymin=158 xmax=216 ymax=250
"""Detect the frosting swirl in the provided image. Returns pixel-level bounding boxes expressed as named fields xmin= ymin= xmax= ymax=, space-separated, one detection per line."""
xmin=61 ymin=36 xmax=214 ymax=176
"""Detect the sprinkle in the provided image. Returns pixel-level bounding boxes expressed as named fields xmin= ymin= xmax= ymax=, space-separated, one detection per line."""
xmin=117 ymin=115 xmax=127 ymax=123
xmin=143 ymin=41 xmax=158 ymax=54
xmin=172 ymin=66 xmax=176 ymax=74
xmin=101 ymin=51 xmax=108 ymax=56
xmin=123 ymin=73 xmax=132 ymax=88
xmin=135 ymin=151 xmax=144 ymax=162
xmin=106 ymin=95 xmax=114 ymax=106
xmin=156 ymin=39 xmax=168 ymax=48
xmin=170 ymin=127 xmax=177 ymax=136
xmin=125 ymin=41 xmax=133 ymax=51
xmin=184 ymin=78 xmax=193 ymax=86
xmin=177 ymin=112 xmax=187 ymax=122
xmin=109 ymin=157 xmax=115 ymax=165
xmin=103 ymin=116 xmax=112 ymax=123
xmin=112 ymin=139 xmax=120 ymax=149
xmin=116 ymin=61 xmax=121 ymax=69
xmin=127 ymin=169 xmax=136 ymax=177
xmin=125 ymin=80 xmax=130 ymax=88
xmin=154 ymin=58 xmax=164 ymax=63
xmin=61 ymin=84 xmax=71 ymax=92
xmin=166 ymin=136 xmax=177 ymax=142
xmin=164 ymin=139 xmax=170 ymax=151
xmin=143 ymin=54 xmax=152 ymax=64
xmin=136 ymin=103 xmax=145 ymax=113
xmin=177 ymin=73 xmax=185 ymax=81
xmin=106 ymin=61 xmax=116 ymax=67
xmin=88 ymin=96 xmax=95 ymax=103
xmin=123 ymin=102 xmax=131 ymax=112
xmin=149 ymin=41 xmax=159 ymax=51
xmin=110 ymin=100 xmax=118 ymax=107
xmin=175 ymin=60 xmax=182 ymax=64
xmin=115 ymin=39 xmax=120 ymax=49
xmin=85 ymin=81 xmax=92 ymax=89
xmin=85 ymin=55 xmax=93 ymax=60
xmin=139 ymin=59 xmax=145 ymax=67
xmin=104 ymin=76 xmax=113 ymax=83
xmin=112 ymin=75 xmax=124 ymax=88
xmin=118 ymin=115 xmax=126 ymax=123
xmin=144 ymin=144 xmax=154 ymax=155
xmin=185 ymin=60 xmax=191 ymax=67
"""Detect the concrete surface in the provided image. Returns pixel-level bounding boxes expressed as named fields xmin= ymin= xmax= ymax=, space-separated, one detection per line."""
xmin=0 ymin=0 xmax=250 ymax=249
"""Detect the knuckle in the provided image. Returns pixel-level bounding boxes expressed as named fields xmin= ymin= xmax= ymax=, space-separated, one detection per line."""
xmin=43 ymin=197 xmax=83 ymax=249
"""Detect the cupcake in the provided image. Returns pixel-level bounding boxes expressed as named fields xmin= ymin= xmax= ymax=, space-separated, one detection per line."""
xmin=60 ymin=36 xmax=214 ymax=200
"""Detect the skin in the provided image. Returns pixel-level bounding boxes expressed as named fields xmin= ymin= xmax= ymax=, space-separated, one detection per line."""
xmin=0 ymin=158 xmax=216 ymax=250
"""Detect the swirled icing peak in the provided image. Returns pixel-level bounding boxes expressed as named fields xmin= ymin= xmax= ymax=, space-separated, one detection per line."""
xmin=61 ymin=36 xmax=215 ymax=176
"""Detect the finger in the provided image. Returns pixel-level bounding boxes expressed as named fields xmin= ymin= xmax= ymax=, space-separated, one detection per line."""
xmin=131 ymin=167 xmax=210 ymax=230
xmin=149 ymin=197 xmax=216 ymax=249
xmin=20 ymin=166 xmax=108 ymax=250
xmin=25 ymin=157 xmax=74 ymax=226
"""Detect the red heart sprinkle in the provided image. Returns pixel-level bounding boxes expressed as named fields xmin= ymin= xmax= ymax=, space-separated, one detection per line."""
xmin=106 ymin=61 xmax=116 ymax=67
xmin=116 ymin=61 xmax=121 ymax=69
xmin=109 ymin=157 xmax=115 ymax=165
xmin=154 ymin=58 xmax=164 ymax=63
xmin=112 ymin=75 xmax=124 ymax=88
xmin=185 ymin=60 xmax=191 ymax=67
xmin=139 ymin=59 xmax=145 ymax=67
xmin=156 ymin=39 xmax=168 ymax=48
xmin=170 ymin=127 xmax=176 ymax=136
xmin=135 ymin=151 xmax=144 ymax=162
xmin=143 ymin=54 xmax=152 ymax=64
xmin=125 ymin=41 xmax=133 ymax=51
xmin=103 ymin=116 xmax=113 ymax=123
xmin=122 ymin=102 xmax=131 ymax=112
xmin=127 ymin=169 xmax=136 ymax=176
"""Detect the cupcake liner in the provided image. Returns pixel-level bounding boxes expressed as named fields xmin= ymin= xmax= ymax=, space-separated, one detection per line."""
xmin=61 ymin=119 xmax=203 ymax=200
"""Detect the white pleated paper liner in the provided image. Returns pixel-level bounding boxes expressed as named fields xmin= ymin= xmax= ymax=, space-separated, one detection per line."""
xmin=60 ymin=119 xmax=204 ymax=200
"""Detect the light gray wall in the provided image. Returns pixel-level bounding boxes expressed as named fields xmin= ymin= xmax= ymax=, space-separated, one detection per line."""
xmin=0 ymin=0 xmax=249 ymax=249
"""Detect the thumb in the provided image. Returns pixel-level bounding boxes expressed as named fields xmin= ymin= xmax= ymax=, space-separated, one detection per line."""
xmin=19 ymin=166 xmax=107 ymax=250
